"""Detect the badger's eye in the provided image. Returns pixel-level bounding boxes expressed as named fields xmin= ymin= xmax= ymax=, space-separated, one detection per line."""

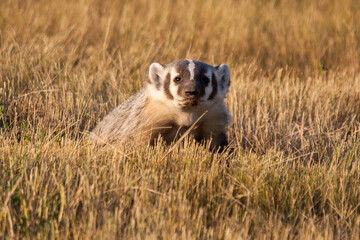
xmin=202 ymin=76 xmax=210 ymax=85
xmin=174 ymin=77 xmax=182 ymax=82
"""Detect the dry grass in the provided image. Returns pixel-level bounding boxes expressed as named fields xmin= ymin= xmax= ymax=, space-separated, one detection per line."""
xmin=1 ymin=0 xmax=360 ymax=239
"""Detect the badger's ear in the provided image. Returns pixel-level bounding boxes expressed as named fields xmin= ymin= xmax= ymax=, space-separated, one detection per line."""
xmin=215 ymin=64 xmax=230 ymax=98
xmin=148 ymin=62 xmax=165 ymax=89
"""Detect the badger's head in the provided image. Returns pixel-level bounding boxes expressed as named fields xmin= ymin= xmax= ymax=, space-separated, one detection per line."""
xmin=147 ymin=59 xmax=230 ymax=109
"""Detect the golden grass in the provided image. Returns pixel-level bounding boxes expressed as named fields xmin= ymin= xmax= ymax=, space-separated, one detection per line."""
xmin=1 ymin=0 xmax=360 ymax=239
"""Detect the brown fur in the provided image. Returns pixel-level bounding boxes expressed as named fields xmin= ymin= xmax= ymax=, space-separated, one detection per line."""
xmin=137 ymin=95 xmax=230 ymax=150
xmin=90 ymin=59 xmax=231 ymax=151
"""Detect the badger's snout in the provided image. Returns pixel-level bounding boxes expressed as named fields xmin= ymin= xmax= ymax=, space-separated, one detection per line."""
xmin=184 ymin=88 xmax=199 ymax=97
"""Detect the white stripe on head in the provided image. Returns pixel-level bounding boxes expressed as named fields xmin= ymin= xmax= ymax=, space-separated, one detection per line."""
xmin=187 ymin=59 xmax=195 ymax=81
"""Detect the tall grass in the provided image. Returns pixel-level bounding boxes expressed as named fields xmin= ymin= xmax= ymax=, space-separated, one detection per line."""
xmin=1 ymin=0 xmax=360 ymax=239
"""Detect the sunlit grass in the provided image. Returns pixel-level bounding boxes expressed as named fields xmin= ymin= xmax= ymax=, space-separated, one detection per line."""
xmin=1 ymin=0 xmax=360 ymax=239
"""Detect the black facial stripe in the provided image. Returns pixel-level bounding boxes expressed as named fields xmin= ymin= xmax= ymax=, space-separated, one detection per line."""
xmin=193 ymin=62 xmax=209 ymax=97
xmin=208 ymin=72 xmax=218 ymax=100
xmin=163 ymin=73 xmax=173 ymax=100
xmin=197 ymin=83 xmax=205 ymax=98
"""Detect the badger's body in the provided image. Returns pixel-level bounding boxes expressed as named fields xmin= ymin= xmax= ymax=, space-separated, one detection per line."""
xmin=90 ymin=59 xmax=231 ymax=150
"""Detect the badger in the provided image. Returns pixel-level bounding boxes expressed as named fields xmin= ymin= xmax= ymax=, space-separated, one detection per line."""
xmin=89 ymin=59 xmax=231 ymax=151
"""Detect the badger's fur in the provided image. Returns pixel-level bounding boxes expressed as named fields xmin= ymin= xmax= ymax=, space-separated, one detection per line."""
xmin=90 ymin=59 xmax=231 ymax=151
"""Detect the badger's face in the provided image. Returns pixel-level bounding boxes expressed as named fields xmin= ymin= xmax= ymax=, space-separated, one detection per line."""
xmin=147 ymin=59 xmax=230 ymax=109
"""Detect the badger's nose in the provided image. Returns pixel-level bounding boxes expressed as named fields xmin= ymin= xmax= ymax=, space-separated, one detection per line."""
xmin=184 ymin=89 xmax=199 ymax=96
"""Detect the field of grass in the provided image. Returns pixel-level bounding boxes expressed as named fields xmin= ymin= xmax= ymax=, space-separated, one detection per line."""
xmin=1 ymin=0 xmax=360 ymax=239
